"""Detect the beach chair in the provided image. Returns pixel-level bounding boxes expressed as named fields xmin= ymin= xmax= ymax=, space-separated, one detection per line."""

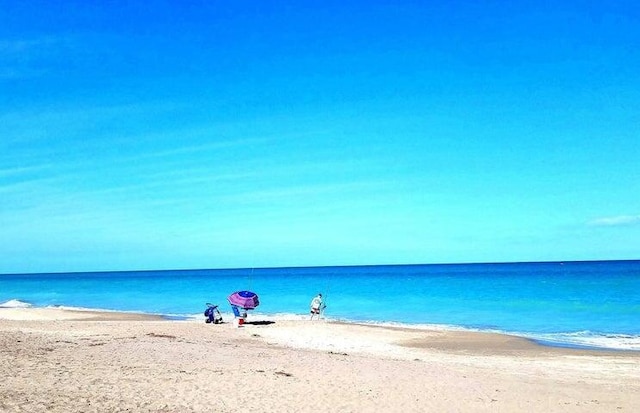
xmin=231 ymin=305 xmax=241 ymax=318
xmin=231 ymin=305 xmax=248 ymax=327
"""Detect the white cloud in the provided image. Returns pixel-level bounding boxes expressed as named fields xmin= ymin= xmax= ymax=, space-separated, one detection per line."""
xmin=588 ymin=215 xmax=640 ymax=227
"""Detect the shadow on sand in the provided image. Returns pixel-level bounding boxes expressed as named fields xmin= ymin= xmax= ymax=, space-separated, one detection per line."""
xmin=244 ymin=320 xmax=276 ymax=326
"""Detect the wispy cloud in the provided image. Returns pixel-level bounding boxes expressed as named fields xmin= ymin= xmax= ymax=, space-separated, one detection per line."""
xmin=0 ymin=37 xmax=61 ymax=54
xmin=0 ymin=67 xmax=48 ymax=80
xmin=221 ymin=180 xmax=393 ymax=205
xmin=588 ymin=215 xmax=640 ymax=227
xmin=120 ymin=137 xmax=269 ymax=163
xmin=0 ymin=36 xmax=72 ymax=80
xmin=0 ymin=164 xmax=53 ymax=178
xmin=0 ymin=176 xmax=59 ymax=196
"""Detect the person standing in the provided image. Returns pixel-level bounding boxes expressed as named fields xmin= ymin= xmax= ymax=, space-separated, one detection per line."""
xmin=309 ymin=293 xmax=324 ymax=320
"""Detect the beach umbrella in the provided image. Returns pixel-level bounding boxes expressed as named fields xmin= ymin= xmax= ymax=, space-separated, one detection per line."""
xmin=227 ymin=290 xmax=260 ymax=309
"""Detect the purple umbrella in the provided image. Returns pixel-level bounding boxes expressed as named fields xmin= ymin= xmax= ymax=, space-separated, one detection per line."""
xmin=227 ymin=290 xmax=260 ymax=309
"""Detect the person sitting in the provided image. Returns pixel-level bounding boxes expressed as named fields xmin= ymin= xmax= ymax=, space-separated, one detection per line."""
xmin=310 ymin=293 xmax=324 ymax=320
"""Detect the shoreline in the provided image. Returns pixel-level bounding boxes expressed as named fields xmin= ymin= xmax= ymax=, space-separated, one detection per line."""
xmin=2 ymin=304 xmax=638 ymax=353
xmin=347 ymin=321 xmax=640 ymax=356
xmin=1 ymin=305 xmax=639 ymax=358
xmin=3 ymin=307 xmax=638 ymax=357
xmin=2 ymin=307 xmax=639 ymax=412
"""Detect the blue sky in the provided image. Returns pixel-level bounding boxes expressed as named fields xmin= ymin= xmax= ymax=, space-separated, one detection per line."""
xmin=1 ymin=1 xmax=638 ymax=273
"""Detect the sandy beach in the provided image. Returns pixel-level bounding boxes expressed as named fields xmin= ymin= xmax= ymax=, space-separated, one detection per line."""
xmin=1 ymin=308 xmax=638 ymax=412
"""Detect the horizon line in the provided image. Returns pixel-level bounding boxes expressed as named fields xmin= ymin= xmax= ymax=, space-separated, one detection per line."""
xmin=2 ymin=258 xmax=639 ymax=277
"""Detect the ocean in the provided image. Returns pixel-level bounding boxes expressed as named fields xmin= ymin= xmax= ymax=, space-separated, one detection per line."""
xmin=1 ymin=260 xmax=639 ymax=351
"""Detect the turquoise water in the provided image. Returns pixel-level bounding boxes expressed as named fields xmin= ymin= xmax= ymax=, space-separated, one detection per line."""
xmin=1 ymin=260 xmax=639 ymax=350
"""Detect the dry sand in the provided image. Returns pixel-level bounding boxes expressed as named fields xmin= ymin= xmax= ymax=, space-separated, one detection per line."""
xmin=1 ymin=308 xmax=638 ymax=412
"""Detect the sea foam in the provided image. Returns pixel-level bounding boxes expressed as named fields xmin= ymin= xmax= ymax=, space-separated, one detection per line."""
xmin=0 ymin=299 xmax=32 ymax=308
